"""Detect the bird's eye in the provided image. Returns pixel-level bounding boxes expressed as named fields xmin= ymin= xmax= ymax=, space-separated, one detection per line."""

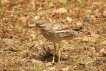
xmin=39 ymin=22 xmax=43 ymax=25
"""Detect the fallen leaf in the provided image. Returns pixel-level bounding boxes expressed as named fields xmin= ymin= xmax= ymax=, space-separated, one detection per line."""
xmin=102 ymin=41 xmax=106 ymax=45
xmin=53 ymin=8 xmax=67 ymax=14
xmin=76 ymin=22 xmax=83 ymax=27
xmin=61 ymin=67 xmax=69 ymax=71
xmin=1 ymin=0 xmax=9 ymax=4
xmin=45 ymin=62 xmax=52 ymax=67
xmin=34 ymin=16 xmax=40 ymax=20
xmin=31 ymin=59 xmax=43 ymax=64
xmin=100 ymin=47 xmax=106 ymax=55
xmin=66 ymin=17 xmax=72 ymax=23
xmin=103 ymin=10 xmax=106 ymax=17
xmin=57 ymin=0 xmax=66 ymax=3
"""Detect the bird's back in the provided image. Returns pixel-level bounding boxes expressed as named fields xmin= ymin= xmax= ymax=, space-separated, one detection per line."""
xmin=38 ymin=22 xmax=80 ymax=42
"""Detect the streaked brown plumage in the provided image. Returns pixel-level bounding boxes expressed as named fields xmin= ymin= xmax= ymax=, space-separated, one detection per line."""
xmin=34 ymin=20 xmax=84 ymax=64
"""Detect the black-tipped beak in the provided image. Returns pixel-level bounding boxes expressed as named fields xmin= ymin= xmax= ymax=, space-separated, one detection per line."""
xmin=28 ymin=24 xmax=35 ymax=28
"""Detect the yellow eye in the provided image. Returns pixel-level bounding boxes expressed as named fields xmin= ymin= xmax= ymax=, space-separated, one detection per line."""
xmin=35 ymin=20 xmax=46 ymax=26
xmin=38 ymin=22 xmax=43 ymax=25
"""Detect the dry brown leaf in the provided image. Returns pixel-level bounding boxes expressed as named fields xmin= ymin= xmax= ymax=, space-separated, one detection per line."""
xmin=53 ymin=8 xmax=67 ymax=14
xmin=66 ymin=17 xmax=72 ymax=23
xmin=100 ymin=47 xmax=106 ymax=55
xmin=1 ymin=0 xmax=9 ymax=4
xmin=91 ymin=34 xmax=99 ymax=39
xmin=61 ymin=67 xmax=69 ymax=71
xmin=102 ymin=41 xmax=106 ymax=45
xmin=45 ymin=62 xmax=52 ymax=67
xmin=30 ymin=0 xmax=36 ymax=8
xmin=2 ymin=38 xmax=14 ymax=46
xmin=31 ymin=59 xmax=43 ymax=64
xmin=34 ymin=16 xmax=40 ymax=20
xmin=103 ymin=10 xmax=106 ymax=17
xmin=0 ymin=0 xmax=106 ymax=70
xmin=49 ymin=67 xmax=56 ymax=71
xmin=0 ymin=58 xmax=3 ymax=64
xmin=76 ymin=22 xmax=83 ymax=27
xmin=57 ymin=0 xmax=66 ymax=3
xmin=82 ymin=36 xmax=94 ymax=42
xmin=19 ymin=16 xmax=28 ymax=23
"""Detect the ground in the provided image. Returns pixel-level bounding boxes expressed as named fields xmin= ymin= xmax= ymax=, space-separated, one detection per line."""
xmin=0 ymin=0 xmax=106 ymax=71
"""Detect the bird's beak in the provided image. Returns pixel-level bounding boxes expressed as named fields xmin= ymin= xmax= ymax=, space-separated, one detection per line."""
xmin=28 ymin=24 xmax=35 ymax=28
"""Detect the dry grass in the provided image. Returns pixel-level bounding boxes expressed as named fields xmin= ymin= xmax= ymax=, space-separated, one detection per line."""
xmin=0 ymin=0 xmax=106 ymax=71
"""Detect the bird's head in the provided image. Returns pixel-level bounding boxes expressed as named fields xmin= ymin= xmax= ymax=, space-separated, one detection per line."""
xmin=35 ymin=20 xmax=46 ymax=28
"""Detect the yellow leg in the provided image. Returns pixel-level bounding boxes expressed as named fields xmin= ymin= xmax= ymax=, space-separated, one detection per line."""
xmin=52 ymin=42 xmax=56 ymax=63
xmin=58 ymin=43 xmax=61 ymax=64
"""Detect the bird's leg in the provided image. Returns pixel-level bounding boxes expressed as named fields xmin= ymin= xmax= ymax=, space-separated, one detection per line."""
xmin=58 ymin=43 xmax=61 ymax=64
xmin=52 ymin=42 xmax=56 ymax=63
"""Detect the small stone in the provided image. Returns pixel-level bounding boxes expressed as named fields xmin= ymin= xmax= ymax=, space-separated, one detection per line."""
xmin=31 ymin=59 xmax=43 ymax=64
xmin=34 ymin=16 xmax=40 ymax=20
xmin=46 ymin=62 xmax=52 ymax=67
xmin=76 ymin=22 xmax=82 ymax=27
xmin=61 ymin=67 xmax=69 ymax=71
xmin=66 ymin=17 xmax=72 ymax=23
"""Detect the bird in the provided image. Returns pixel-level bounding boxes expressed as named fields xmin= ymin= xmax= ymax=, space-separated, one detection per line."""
xmin=34 ymin=20 xmax=89 ymax=64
